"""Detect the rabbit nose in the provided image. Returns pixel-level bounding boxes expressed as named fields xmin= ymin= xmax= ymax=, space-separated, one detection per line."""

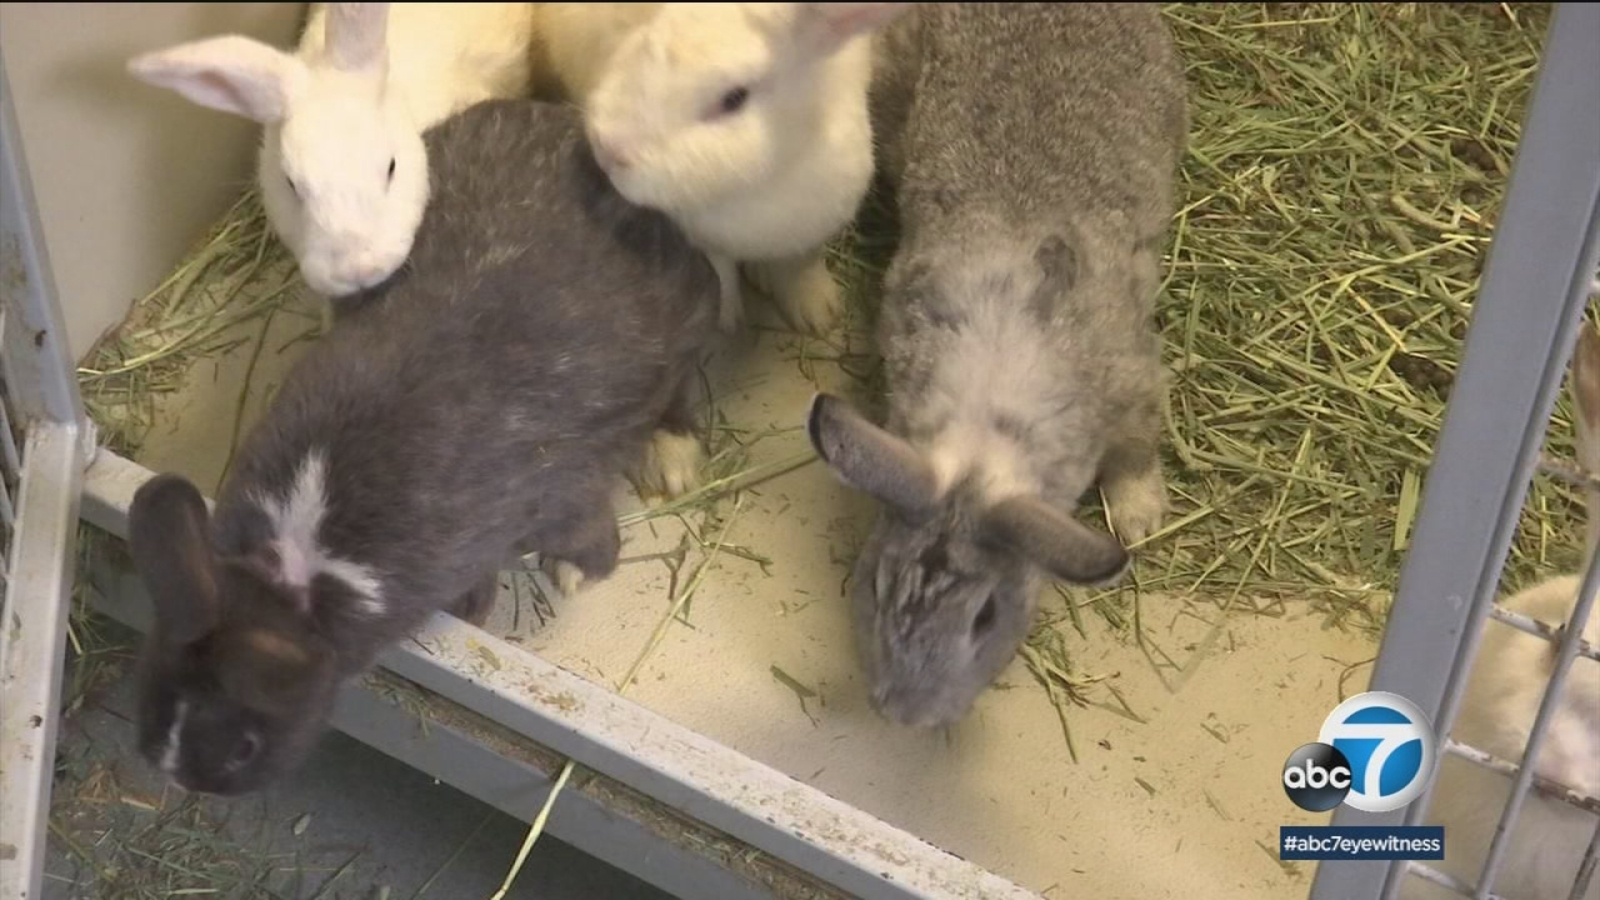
xmin=337 ymin=254 xmax=391 ymax=289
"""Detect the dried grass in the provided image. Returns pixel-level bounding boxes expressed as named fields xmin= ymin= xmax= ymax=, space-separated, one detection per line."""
xmin=895 ymin=1 xmax=1561 ymax=747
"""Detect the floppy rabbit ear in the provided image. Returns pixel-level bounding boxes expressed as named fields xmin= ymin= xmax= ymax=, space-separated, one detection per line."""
xmin=807 ymin=393 xmax=941 ymax=514
xmin=128 ymin=36 xmax=302 ymax=124
xmin=980 ymin=495 xmax=1131 ymax=586
xmin=128 ymin=474 xmax=223 ymax=647
xmin=790 ymin=3 xmax=914 ymax=60
xmin=324 ymin=2 xmax=390 ymax=72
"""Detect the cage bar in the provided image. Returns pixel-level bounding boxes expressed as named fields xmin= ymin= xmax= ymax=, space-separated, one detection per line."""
xmin=1307 ymin=3 xmax=1600 ymax=899
xmin=0 ymin=47 xmax=95 ymax=900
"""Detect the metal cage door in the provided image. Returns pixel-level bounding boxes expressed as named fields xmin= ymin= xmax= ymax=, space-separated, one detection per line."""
xmin=1308 ymin=3 xmax=1600 ymax=899
xmin=0 ymin=47 xmax=97 ymax=900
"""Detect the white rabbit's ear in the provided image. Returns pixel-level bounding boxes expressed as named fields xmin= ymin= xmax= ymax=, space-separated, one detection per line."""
xmin=128 ymin=36 xmax=302 ymax=124
xmin=789 ymin=3 xmax=913 ymax=60
xmin=129 ymin=36 xmax=302 ymax=124
xmin=324 ymin=2 xmax=390 ymax=72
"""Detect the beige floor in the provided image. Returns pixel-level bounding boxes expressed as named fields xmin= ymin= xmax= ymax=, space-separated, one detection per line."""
xmin=134 ymin=283 xmax=1382 ymax=900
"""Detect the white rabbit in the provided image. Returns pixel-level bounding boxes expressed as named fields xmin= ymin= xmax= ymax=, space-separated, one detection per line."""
xmin=1402 ymin=320 xmax=1600 ymax=900
xmin=575 ymin=3 xmax=914 ymax=336
xmin=127 ymin=3 xmax=539 ymax=300
xmin=537 ymin=3 xmax=662 ymax=106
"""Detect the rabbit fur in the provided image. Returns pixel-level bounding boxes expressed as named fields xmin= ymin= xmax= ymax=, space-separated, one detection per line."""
xmin=1400 ymin=322 xmax=1600 ymax=900
xmin=566 ymin=3 xmax=913 ymax=337
xmin=536 ymin=2 xmax=662 ymax=106
xmin=125 ymin=96 xmax=719 ymax=796
xmin=127 ymin=3 xmax=539 ymax=300
xmin=807 ymin=3 xmax=1189 ymax=728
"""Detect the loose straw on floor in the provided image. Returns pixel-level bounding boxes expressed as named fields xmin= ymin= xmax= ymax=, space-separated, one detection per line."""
xmin=488 ymin=494 xmax=749 ymax=899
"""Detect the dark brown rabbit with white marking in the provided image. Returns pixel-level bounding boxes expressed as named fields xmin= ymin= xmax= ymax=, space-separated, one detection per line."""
xmin=126 ymin=97 xmax=718 ymax=796
xmin=807 ymin=3 xmax=1189 ymax=728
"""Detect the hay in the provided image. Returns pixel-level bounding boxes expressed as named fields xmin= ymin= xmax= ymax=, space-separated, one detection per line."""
xmin=76 ymin=192 xmax=307 ymax=460
xmin=1013 ymin=2 xmax=1567 ymax=647
xmin=46 ymin=759 xmax=330 ymax=899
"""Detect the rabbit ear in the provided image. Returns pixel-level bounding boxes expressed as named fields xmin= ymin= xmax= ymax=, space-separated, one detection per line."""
xmin=979 ymin=495 xmax=1131 ymax=586
xmin=128 ymin=474 xmax=223 ymax=647
xmin=128 ymin=36 xmax=302 ymax=124
xmin=807 ymin=393 xmax=941 ymax=514
xmin=790 ymin=3 xmax=914 ymax=60
xmin=324 ymin=2 xmax=390 ymax=72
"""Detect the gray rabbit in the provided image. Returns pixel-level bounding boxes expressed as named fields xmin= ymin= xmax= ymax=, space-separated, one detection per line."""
xmin=126 ymin=97 xmax=719 ymax=795
xmin=808 ymin=3 xmax=1189 ymax=728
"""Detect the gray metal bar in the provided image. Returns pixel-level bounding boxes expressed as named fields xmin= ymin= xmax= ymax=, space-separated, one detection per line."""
xmin=1475 ymin=546 xmax=1600 ymax=897
xmin=0 ymin=43 xmax=94 ymax=900
xmin=1402 ymin=861 xmax=1504 ymax=900
xmin=0 ymin=394 xmax=21 ymax=481
xmin=0 ymin=424 xmax=85 ymax=898
xmin=1309 ymin=4 xmax=1600 ymax=899
xmin=1486 ymin=602 xmax=1600 ymax=663
xmin=0 ymin=50 xmax=86 ymax=431
xmin=1441 ymin=737 xmax=1600 ymax=818
xmin=1573 ymin=819 xmax=1600 ymax=900
xmin=79 ymin=448 xmax=1045 ymax=900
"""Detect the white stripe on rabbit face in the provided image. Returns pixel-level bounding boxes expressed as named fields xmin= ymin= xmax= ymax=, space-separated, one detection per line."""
xmin=253 ymin=449 xmax=385 ymax=615
xmin=158 ymin=700 xmax=188 ymax=776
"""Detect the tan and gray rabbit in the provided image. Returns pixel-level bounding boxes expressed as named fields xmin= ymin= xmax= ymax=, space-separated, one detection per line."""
xmin=806 ymin=3 xmax=1189 ymax=728
xmin=1401 ymin=321 xmax=1600 ymax=900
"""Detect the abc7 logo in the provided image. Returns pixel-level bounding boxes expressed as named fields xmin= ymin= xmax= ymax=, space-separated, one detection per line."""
xmin=1282 ymin=691 xmax=1438 ymax=814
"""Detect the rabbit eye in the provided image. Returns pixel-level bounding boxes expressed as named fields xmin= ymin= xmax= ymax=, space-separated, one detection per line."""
xmin=719 ymin=87 xmax=749 ymax=116
xmin=386 ymin=157 xmax=396 ymax=184
xmin=971 ymin=597 xmax=997 ymax=638
xmin=285 ymin=174 xmax=300 ymax=199
xmin=226 ymin=732 xmax=262 ymax=771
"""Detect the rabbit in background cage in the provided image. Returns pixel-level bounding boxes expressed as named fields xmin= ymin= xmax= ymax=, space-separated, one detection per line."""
xmin=121 ymin=96 xmax=720 ymax=797
xmin=1402 ymin=322 xmax=1600 ymax=900
xmin=126 ymin=3 xmax=540 ymax=303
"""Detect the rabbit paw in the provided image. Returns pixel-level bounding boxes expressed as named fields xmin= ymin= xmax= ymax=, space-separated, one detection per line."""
xmin=634 ymin=430 xmax=704 ymax=501
xmin=772 ymin=258 xmax=844 ymax=337
xmin=1103 ymin=468 xmax=1167 ymax=546
xmin=541 ymin=557 xmax=588 ymax=601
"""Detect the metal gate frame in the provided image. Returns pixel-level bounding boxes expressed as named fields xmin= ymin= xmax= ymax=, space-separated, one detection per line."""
xmin=0 ymin=48 xmax=98 ymax=900
xmin=1308 ymin=3 xmax=1600 ymax=899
